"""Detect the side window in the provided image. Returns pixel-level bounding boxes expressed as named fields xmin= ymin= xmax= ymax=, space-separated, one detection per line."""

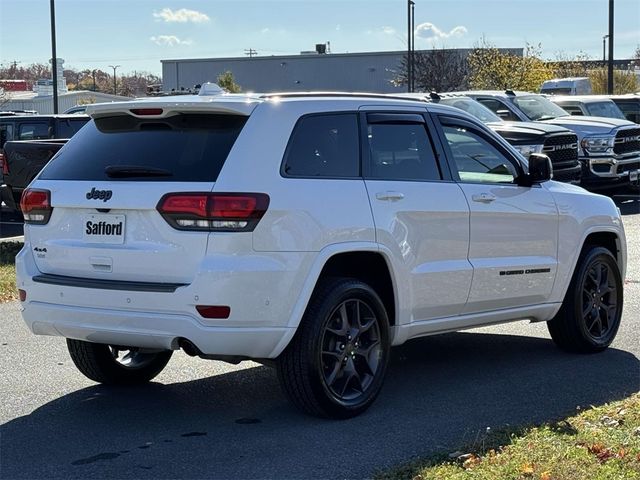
xmin=476 ymin=98 xmax=518 ymax=121
xmin=441 ymin=122 xmax=519 ymax=184
xmin=282 ymin=113 xmax=359 ymax=178
xmin=19 ymin=123 xmax=50 ymax=140
xmin=366 ymin=119 xmax=441 ymax=181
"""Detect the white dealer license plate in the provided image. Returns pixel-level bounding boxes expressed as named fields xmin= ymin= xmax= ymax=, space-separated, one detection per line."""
xmin=83 ymin=214 xmax=125 ymax=244
xmin=630 ymin=170 xmax=639 ymax=183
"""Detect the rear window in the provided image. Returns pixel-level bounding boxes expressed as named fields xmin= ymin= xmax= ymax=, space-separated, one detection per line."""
xmin=56 ymin=118 xmax=89 ymax=138
xmin=39 ymin=113 xmax=247 ymax=182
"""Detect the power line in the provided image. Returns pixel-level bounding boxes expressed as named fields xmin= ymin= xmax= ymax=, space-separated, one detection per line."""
xmin=244 ymin=48 xmax=258 ymax=58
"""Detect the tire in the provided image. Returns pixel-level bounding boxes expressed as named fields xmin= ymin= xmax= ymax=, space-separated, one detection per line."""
xmin=548 ymin=246 xmax=623 ymax=353
xmin=66 ymin=339 xmax=173 ymax=385
xmin=277 ymin=277 xmax=390 ymax=419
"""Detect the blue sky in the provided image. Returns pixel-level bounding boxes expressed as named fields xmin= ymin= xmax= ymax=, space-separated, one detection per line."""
xmin=1 ymin=0 xmax=638 ymax=76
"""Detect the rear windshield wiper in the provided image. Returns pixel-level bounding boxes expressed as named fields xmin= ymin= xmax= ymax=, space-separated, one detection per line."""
xmin=105 ymin=165 xmax=173 ymax=178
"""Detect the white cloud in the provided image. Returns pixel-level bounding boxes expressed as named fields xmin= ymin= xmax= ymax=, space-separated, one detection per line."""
xmin=153 ymin=8 xmax=210 ymax=23
xmin=415 ymin=22 xmax=468 ymax=40
xmin=382 ymin=26 xmax=395 ymax=35
xmin=336 ymin=24 xmax=341 ymax=31
xmin=150 ymin=35 xmax=193 ymax=47
xmin=261 ymin=27 xmax=270 ymax=34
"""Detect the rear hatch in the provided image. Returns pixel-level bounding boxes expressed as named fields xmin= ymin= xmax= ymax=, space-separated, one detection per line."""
xmin=27 ymin=108 xmax=250 ymax=284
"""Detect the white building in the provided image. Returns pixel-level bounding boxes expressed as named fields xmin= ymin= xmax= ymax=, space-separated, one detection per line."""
xmin=2 ymin=90 xmax=132 ymax=114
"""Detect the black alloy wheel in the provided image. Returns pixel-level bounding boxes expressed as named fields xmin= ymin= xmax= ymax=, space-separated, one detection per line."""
xmin=320 ymin=299 xmax=382 ymax=401
xmin=548 ymin=246 xmax=623 ymax=353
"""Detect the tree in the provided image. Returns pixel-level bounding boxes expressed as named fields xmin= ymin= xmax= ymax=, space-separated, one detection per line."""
xmin=393 ymin=46 xmax=469 ymax=92
xmin=548 ymin=51 xmax=592 ymax=78
xmin=467 ymin=39 xmax=552 ymax=92
xmin=216 ymin=71 xmax=241 ymax=93
xmin=588 ymin=69 xmax=638 ymax=94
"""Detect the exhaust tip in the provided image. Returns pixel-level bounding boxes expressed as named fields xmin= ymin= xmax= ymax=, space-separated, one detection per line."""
xmin=178 ymin=338 xmax=201 ymax=357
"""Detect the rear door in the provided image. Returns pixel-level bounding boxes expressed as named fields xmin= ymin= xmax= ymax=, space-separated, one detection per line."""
xmin=28 ymin=112 xmax=248 ymax=284
xmin=361 ymin=109 xmax=472 ymax=321
xmin=433 ymin=114 xmax=559 ymax=313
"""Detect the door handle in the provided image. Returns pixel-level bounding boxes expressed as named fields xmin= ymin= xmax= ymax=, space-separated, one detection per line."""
xmin=471 ymin=193 xmax=496 ymax=203
xmin=376 ymin=191 xmax=405 ymax=201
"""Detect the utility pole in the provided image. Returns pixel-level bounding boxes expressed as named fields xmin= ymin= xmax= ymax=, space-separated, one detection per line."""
xmin=244 ymin=49 xmax=257 ymax=58
xmin=109 ymin=65 xmax=120 ymax=95
xmin=607 ymin=0 xmax=614 ymax=94
xmin=49 ymin=0 xmax=58 ymax=113
xmin=92 ymin=69 xmax=97 ymax=92
xmin=407 ymin=0 xmax=413 ymax=92
xmin=602 ymin=35 xmax=609 ymax=63
xmin=411 ymin=0 xmax=415 ymax=92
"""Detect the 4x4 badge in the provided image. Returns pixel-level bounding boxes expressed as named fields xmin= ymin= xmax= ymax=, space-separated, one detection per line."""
xmin=86 ymin=188 xmax=112 ymax=202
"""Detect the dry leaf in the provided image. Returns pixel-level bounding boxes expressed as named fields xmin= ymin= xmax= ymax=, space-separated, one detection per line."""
xmin=540 ymin=472 xmax=552 ymax=480
xmin=521 ymin=462 xmax=535 ymax=476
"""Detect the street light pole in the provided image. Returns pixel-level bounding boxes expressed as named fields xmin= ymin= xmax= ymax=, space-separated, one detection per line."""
xmin=49 ymin=0 xmax=58 ymax=113
xmin=109 ymin=65 xmax=120 ymax=95
xmin=607 ymin=0 xmax=614 ymax=94
xmin=407 ymin=0 xmax=412 ymax=92
xmin=602 ymin=35 xmax=608 ymax=63
xmin=411 ymin=0 xmax=415 ymax=92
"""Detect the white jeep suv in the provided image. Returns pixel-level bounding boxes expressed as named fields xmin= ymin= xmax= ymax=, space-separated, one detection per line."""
xmin=16 ymin=89 xmax=626 ymax=418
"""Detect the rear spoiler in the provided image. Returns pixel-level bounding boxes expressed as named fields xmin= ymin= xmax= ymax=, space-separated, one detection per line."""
xmin=85 ymin=97 xmax=261 ymax=119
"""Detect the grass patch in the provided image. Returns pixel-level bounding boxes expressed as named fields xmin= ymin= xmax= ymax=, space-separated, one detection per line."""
xmin=378 ymin=393 xmax=640 ymax=480
xmin=0 ymin=241 xmax=22 ymax=302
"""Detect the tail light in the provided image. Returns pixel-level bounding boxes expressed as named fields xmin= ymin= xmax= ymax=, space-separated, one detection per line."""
xmin=20 ymin=188 xmax=52 ymax=224
xmin=157 ymin=192 xmax=269 ymax=232
xmin=0 ymin=153 xmax=7 ymax=175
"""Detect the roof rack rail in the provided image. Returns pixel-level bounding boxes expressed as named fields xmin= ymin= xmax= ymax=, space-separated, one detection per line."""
xmin=260 ymin=92 xmax=428 ymax=102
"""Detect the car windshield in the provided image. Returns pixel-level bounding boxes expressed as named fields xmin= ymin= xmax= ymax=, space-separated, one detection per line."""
xmin=512 ymin=95 xmax=570 ymax=121
xmin=440 ymin=98 xmax=502 ymax=123
xmin=585 ymin=101 xmax=626 ymax=119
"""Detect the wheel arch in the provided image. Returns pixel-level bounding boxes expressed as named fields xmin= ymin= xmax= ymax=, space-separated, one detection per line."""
xmin=555 ymin=226 xmax=626 ymax=305
xmin=269 ymin=243 xmax=401 ymax=357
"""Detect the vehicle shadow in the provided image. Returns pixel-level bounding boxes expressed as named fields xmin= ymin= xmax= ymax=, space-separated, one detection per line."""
xmin=606 ymin=189 xmax=639 ymax=216
xmin=1 ymin=331 xmax=638 ymax=479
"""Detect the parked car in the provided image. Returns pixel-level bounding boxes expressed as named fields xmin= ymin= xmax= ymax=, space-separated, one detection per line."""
xmin=540 ymin=77 xmax=592 ymax=95
xmin=458 ymin=90 xmax=640 ymax=190
xmin=16 ymin=89 xmax=626 ymax=418
xmin=548 ymin=95 xmax=627 ymax=120
xmin=63 ymin=105 xmax=88 ymax=115
xmin=0 ymin=114 xmax=89 ymax=208
xmin=402 ymin=92 xmax=581 ymax=184
xmin=607 ymin=94 xmax=640 ymax=124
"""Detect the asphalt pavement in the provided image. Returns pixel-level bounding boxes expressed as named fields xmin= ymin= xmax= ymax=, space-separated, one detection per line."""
xmin=0 ymin=194 xmax=639 ymax=479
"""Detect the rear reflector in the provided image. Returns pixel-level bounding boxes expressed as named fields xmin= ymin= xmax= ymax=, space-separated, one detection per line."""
xmin=20 ymin=188 xmax=52 ymax=225
xmin=19 ymin=289 xmax=26 ymax=302
xmin=157 ymin=192 xmax=269 ymax=232
xmin=196 ymin=305 xmax=231 ymax=319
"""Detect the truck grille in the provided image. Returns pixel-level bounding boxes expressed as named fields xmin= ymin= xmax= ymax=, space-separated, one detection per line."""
xmin=542 ymin=134 xmax=579 ymax=169
xmin=614 ymin=128 xmax=640 ymax=155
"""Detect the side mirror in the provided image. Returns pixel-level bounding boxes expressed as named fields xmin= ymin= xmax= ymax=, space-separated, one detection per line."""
xmin=524 ymin=153 xmax=552 ymax=185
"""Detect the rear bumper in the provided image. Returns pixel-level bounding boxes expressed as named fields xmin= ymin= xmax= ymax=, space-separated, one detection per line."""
xmin=15 ymin=243 xmax=308 ymax=359
xmin=23 ymin=301 xmax=291 ymax=358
